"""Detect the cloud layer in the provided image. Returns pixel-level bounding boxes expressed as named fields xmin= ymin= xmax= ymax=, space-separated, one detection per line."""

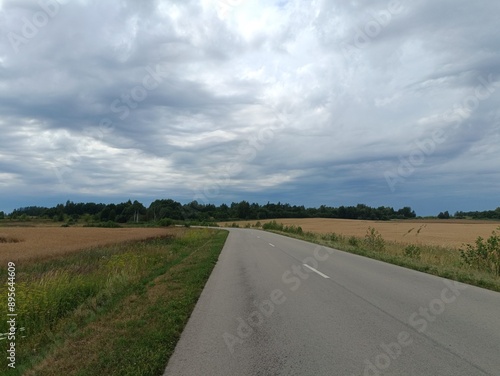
xmin=1 ymin=0 xmax=499 ymax=214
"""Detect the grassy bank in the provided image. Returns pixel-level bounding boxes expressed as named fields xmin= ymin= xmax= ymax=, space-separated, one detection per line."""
xmin=259 ymin=221 xmax=500 ymax=293
xmin=0 ymin=228 xmax=227 ymax=375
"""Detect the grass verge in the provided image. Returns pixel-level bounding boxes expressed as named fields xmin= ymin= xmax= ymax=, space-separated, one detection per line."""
xmin=260 ymin=221 xmax=500 ymax=293
xmin=0 ymin=228 xmax=228 ymax=375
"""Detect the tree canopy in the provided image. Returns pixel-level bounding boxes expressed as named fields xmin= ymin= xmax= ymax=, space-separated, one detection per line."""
xmin=6 ymin=199 xmax=419 ymax=223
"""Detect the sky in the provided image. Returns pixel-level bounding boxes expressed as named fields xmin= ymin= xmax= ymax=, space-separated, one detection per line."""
xmin=0 ymin=0 xmax=499 ymax=216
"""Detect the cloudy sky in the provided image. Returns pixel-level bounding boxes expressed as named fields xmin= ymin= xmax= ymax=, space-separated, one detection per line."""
xmin=0 ymin=0 xmax=499 ymax=215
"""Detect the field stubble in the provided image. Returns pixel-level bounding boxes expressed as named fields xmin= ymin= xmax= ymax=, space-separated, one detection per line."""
xmin=0 ymin=227 xmax=173 ymax=264
xmin=0 ymin=227 xmax=227 ymax=375
xmin=222 ymin=218 xmax=500 ymax=248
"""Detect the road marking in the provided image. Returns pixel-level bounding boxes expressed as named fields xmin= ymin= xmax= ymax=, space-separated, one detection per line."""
xmin=269 ymin=243 xmax=275 ymax=247
xmin=303 ymin=264 xmax=330 ymax=279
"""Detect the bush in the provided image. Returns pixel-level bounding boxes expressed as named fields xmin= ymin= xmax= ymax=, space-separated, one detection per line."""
xmin=158 ymin=218 xmax=173 ymax=227
xmin=262 ymin=220 xmax=283 ymax=231
xmin=283 ymin=225 xmax=303 ymax=235
xmin=348 ymin=236 xmax=359 ymax=246
xmin=329 ymin=233 xmax=343 ymax=242
xmin=404 ymin=244 xmax=421 ymax=259
xmin=84 ymin=221 xmax=122 ymax=228
xmin=364 ymin=227 xmax=385 ymax=252
xmin=253 ymin=221 xmax=262 ymax=228
xmin=262 ymin=221 xmax=304 ymax=235
xmin=460 ymin=228 xmax=500 ymax=276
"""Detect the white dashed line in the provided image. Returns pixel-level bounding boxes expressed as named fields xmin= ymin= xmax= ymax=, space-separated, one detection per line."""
xmin=269 ymin=243 xmax=275 ymax=247
xmin=303 ymin=264 xmax=330 ymax=279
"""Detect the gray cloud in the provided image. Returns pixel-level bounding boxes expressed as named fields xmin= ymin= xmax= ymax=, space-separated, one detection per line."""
xmin=0 ymin=0 xmax=499 ymax=214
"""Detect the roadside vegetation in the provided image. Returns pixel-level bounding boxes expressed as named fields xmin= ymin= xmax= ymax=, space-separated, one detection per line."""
xmin=258 ymin=221 xmax=500 ymax=292
xmin=0 ymin=228 xmax=227 ymax=376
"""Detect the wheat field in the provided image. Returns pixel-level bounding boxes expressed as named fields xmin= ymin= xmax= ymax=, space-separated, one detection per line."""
xmin=222 ymin=218 xmax=500 ymax=248
xmin=0 ymin=227 xmax=177 ymax=264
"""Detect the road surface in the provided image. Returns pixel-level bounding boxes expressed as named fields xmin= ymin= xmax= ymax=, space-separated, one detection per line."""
xmin=164 ymin=228 xmax=500 ymax=375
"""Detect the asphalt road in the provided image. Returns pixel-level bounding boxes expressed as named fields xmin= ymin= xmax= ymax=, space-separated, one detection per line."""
xmin=163 ymin=228 xmax=500 ymax=376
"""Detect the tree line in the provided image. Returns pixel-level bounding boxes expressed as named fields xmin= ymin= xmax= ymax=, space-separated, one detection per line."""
xmin=453 ymin=208 xmax=500 ymax=220
xmin=5 ymin=200 xmax=418 ymax=223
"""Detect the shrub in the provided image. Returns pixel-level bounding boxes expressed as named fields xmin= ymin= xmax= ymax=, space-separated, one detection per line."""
xmin=329 ymin=233 xmax=342 ymax=242
xmin=158 ymin=218 xmax=173 ymax=227
xmin=84 ymin=221 xmax=122 ymax=228
xmin=364 ymin=227 xmax=385 ymax=252
xmin=348 ymin=236 xmax=359 ymax=246
xmin=253 ymin=221 xmax=262 ymax=228
xmin=230 ymin=222 xmax=240 ymax=228
xmin=460 ymin=228 xmax=500 ymax=276
xmin=284 ymin=225 xmax=303 ymax=235
xmin=262 ymin=220 xmax=283 ymax=231
xmin=404 ymin=244 xmax=422 ymax=259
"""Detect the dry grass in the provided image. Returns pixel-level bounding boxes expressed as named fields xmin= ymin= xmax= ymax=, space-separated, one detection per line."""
xmin=7 ymin=228 xmax=228 ymax=376
xmin=0 ymin=227 xmax=176 ymax=264
xmin=221 ymin=218 xmax=500 ymax=249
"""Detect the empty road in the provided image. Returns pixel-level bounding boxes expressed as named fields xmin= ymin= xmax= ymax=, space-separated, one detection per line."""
xmin=164 ymin=228 xmax=500 ymax=375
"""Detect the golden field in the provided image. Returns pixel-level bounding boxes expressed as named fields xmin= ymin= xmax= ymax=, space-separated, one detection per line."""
xmin=221 ymin=218 xmax=500 ymax=248
xmin=0 ymin=227 xmax=176 ymax=264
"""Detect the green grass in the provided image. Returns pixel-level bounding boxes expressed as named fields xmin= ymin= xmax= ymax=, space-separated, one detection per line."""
xmin=0 ymin=228 xmax=228 ymax=375
xmin=259 ymin=222 xmax=500 ymax=292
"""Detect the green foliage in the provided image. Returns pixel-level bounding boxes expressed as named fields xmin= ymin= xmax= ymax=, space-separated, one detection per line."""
xmin=364 ymin=227 xmax=386 ymax=252
xmin=348 ymin=236 xmax=359 ymax=246
xmin=262 ymin=220 xmax=283 ymax=231
xmin=404 ymin=244 xmax=422 ymax=259
xmin=262 ymin=221 xmax=303 ymax=235
xmin=84 ymin=221 xmax=122 ymax=228
xmin=253 ymin=221 xmax=262 ymax=228
xmin=454 ymin=207 xmax=500 ymax=220
xmin=0 ymin=230 xmax=227 ymax=375
xmin=158 ymin=218 xmax=173 ymax=227
xmin=460 ymin=228 xmax=500 ymax=276
xmin=328 ymin=233 xmax=343 ymax=242
xmin=9 ymin=200 xmax=420 ymax=223
xmin=437 ymin=211 xmax=450 ymax=219
xmin=230 ymin=222 xmax=240 ymax=228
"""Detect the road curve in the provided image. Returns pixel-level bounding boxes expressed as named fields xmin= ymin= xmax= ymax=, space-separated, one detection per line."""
xmin=163 ymin=228 xmax=500 ymax=376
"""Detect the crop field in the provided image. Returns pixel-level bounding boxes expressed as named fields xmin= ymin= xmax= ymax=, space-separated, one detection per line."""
xmin=0 ymin=227 xmax=173 ymax=264
xmin=0 ymin=226 xmax=227 ymax=375
xmin=221 ymin=218 xmax=500 ymax=248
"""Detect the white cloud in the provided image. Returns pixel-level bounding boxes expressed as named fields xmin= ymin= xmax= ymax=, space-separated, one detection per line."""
xmin=0 ymin=0 xmax=499 ymax=214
